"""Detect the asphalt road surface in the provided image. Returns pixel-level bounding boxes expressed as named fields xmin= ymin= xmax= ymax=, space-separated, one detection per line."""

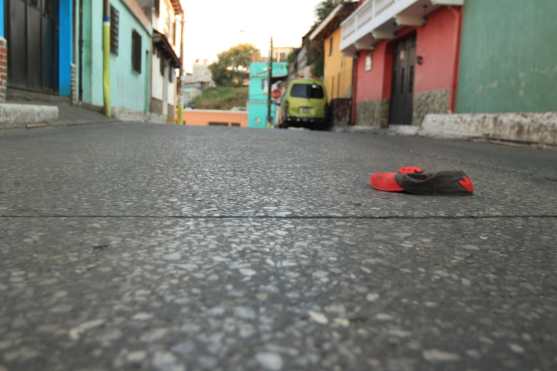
xmin=1 ymin=124 xmax=556 ymax=371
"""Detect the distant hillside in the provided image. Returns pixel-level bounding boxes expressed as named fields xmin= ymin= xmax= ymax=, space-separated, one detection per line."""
xmin=191 ymin=87 xmax=248 ymax=110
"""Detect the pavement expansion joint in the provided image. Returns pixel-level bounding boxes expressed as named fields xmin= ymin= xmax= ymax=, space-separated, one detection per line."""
xmin=1 ymin=214 xmax=557 ymax=220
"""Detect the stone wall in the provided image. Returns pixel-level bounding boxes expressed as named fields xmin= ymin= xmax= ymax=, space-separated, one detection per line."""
xmin=330 ymin=98 xmax=352 ymax=128
xmin=150 ymin=98 xmax=163 ymax=115
xmin=71 ymin=63 xmax=78 ymax=105
xmin=167 ymin=104 xmax=176 ymax=123
xmin=356 ymin=100 xmax=389 ymax=128
xmin=0 ymin=38 xmax=7 ymax=102
xmin=413 ymin=89 xmax=449 ymax=127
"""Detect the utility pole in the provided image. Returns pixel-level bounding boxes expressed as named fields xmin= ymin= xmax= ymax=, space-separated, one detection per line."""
xmin=177 ymin=15 xmax=185 ymax=125
xmin=266 ymin=37 xmax=273 ymax=127
xmin=102 ymin=0 xmax=111 ymax=117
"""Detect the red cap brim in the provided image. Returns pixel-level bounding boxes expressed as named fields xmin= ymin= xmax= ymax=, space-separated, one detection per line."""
xmin=370 ymin=172 xmax=404 ymax=192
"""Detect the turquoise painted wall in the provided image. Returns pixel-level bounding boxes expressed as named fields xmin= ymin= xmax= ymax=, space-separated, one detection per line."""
xmin=0 ymin=0 xmax=4 ymax=38
xmin=248 ymin=62 xmax=289 ymax=128
xmin=457 ymin=0 xmax=557 ymax=113
xmin=82 ymin=0 xmax=151 ymax=113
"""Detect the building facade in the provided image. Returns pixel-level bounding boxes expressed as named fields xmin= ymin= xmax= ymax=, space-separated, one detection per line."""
xmin=342 ymin=0 xmax=462 ymax=128
xmin=310 ymin=2 xmax=358 ymax=127
xmin=182 ymin=59 xmax=215 ymax=107
xmin=272 ymin=47 xmax=295 ymax=63
xmin=0 ymin=0 xmax=74 ymax=101
xmin=342 ymin=0 xmax=557 ymax=130
xmin=139 ymin=0 xmax=184 ymax=122
xmin=80 ymin=0 xmax=152 ymax=116
xmin=248 ymin=62 xmax=288 ymax=129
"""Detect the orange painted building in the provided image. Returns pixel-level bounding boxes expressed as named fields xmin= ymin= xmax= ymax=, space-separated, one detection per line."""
xmin=183 ymin=109 xmax=248 ymax=128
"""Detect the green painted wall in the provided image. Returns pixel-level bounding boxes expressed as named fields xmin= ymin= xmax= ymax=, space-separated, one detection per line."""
xmin=82 ymin=0 xmax=151 ymax=113
xmin=457 ymin=0 xmax=557 ymax=113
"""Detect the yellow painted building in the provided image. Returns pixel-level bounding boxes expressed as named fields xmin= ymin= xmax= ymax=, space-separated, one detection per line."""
xmin=310 ymin=2 xmax=358 ymax=103
xmin=323 ymin=28 xmax=354 ymax=102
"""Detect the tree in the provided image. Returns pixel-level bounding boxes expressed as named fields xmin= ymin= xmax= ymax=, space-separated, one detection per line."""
xmin=209 ymin=44 xmax=261 ymax=87
xmin=315 ymin=0 xmax=343 ymax=23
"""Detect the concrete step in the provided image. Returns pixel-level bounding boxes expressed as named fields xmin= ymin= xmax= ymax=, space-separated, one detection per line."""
xmin=7 ymin=88 xmax=71 ymax=104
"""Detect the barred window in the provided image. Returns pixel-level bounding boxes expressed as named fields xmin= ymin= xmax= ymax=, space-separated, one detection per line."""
xmin=131 ymin=30 xmax=142 ymax=73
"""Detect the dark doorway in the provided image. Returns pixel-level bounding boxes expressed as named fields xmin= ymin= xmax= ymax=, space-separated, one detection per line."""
xmin=389 ymin=34 xmax=416 ymax=125
xmin=7 ymin=0 xmax=58 ymax=93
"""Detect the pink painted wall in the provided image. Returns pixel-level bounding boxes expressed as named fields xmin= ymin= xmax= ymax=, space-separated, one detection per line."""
xmin=415 ymin=7 xmax=461 ymax=93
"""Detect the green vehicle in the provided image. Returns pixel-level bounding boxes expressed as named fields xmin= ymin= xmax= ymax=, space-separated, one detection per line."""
xmin=279 ymin=79 xmax=328 ymax=130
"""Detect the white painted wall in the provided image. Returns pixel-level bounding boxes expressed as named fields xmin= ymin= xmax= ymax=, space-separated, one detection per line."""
xmin=152 ymin=53 xmax=163 ymax=101
xmin=150 ymin=0 xmax=183 ymax=111
xmin=152 ymin=51 xmax=177 ymax=106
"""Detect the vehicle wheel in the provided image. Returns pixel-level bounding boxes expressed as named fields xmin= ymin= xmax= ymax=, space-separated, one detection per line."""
xmin=283 ymin=105 xmax=290 ymax=129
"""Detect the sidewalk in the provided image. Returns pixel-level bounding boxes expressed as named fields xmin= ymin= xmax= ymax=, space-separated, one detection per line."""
xmin=1 ymin=89 xmax=119 ymax=130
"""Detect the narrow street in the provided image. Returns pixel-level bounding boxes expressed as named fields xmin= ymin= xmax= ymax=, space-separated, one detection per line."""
xmin=1 ymin=124 xmax=556 ymax=371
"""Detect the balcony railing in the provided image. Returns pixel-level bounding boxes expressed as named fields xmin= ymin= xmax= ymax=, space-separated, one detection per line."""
xmin=340 ymin=0 xmax=464 ymax=52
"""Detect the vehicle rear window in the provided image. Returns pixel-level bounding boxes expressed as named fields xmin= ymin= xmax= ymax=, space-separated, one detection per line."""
xmin=290 ymin=84 xmax=324 ymax=99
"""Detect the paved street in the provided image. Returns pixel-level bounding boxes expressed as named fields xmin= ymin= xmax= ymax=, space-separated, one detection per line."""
xmin=1 ymin=124 xmax=556 ymax=371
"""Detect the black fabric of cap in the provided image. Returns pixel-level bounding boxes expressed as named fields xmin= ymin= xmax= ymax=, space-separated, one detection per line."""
xmin=394 ymin=171 xmax=472 ymax=195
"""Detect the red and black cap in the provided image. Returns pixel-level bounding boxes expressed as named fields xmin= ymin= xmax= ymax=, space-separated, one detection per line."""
xmin=370 ymin=168 xmax=474 ymax=195
xmin=370 ymin=166 xmax=424 ymax=193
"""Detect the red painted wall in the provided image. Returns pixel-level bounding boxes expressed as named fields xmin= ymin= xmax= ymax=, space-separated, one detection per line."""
xmin=355 ymin=41 xmax=392 ymax=103
xmin=415 ymin=7 xmax=461 ymax=93
xmin=354 ymin=7 xmax=460 ymax=104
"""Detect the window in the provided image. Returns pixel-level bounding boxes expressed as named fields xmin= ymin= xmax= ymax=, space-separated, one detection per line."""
xmin=329 ymin=36 xmax=334 ymax=57
xmin=160 ymin=57 xmax=166 ymax=77
xmin=110 ymin=6 xmax=119 ymax=55
xmin=290 ymin=84 xmax=324 ymax=99
xmin=169 ymin=67 xmax=174 ymax=83
xmin=131 ymin=30 xmax=142 ymax=73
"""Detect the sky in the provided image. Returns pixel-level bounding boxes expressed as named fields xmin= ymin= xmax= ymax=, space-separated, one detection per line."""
xmin=183 ymin=0 xmax=323 ymax=72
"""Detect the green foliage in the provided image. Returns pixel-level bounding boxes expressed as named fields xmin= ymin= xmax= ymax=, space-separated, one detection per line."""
xmin=307 ymin=0 xmax=342 ymax=78
xmin=190 ymin=87 xmax=248 ymax=110
xmin=315 ymin=0 xmax=342 ymax=23
xmin=287 ymin=50 xmax=298 ymax=64
xmin=209 ymin=44 xmax=261 ymax=87
xmin=310 ymin=49 xmax=325 ymax=78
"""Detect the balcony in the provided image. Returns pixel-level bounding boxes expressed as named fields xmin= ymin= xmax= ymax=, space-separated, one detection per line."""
xmin=340 ymin=0 xmax=464 ymax=53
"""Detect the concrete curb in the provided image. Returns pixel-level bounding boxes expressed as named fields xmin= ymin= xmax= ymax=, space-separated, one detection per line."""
xmin=421 ymin=113 xmax=557 ymax=146
xmin=0 ymin=103 xmax=59 ymax=129
xmin=112 ymin=109 xmax=171 ymax=125
xmin=337 ymin=126 xmax=419 ymax=136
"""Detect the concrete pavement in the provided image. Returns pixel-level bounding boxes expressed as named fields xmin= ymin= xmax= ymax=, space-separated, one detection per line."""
xmin=1 ymin=124 xmax=556 ymax=371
